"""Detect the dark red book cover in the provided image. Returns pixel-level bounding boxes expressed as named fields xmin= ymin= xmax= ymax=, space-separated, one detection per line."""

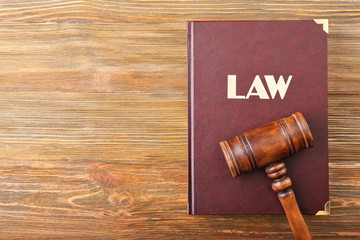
xmin=187 ymin=20 xmax=329 ymax=215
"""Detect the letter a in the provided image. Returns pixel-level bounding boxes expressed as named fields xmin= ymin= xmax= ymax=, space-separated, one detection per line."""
xmin=246 ymin=75 xmax=269 ymax=99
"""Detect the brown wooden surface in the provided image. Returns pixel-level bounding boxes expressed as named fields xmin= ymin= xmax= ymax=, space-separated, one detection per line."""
xmin=0 ymin=1 xmax=359 ymax=239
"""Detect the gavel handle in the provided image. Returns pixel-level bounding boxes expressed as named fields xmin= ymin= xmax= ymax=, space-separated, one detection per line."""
xmin=266 ymin=161 xmax=312 ymax=240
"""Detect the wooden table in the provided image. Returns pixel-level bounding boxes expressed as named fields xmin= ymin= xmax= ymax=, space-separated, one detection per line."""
xmin=0 ymin=1 xmax=359 ymax=239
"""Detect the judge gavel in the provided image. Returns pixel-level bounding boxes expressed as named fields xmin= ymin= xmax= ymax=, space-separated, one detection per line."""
xmin=219 ymin=112 xmax=313 ymax=240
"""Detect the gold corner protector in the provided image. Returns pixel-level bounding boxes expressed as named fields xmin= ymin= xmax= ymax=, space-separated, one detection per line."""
xmin=315 ymin=201 xmax=330 ymax=216
xmin=314 ymin=19 xmax=329 ymax=33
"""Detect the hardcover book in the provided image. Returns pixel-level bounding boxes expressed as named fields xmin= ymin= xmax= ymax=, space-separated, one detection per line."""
xmin=187 ymin=20 xmax=329 ymax=215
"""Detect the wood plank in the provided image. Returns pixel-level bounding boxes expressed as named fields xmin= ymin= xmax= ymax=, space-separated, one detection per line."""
xmin=0 ymin=92 xmax=358 ymax=239
xmin=0 ymin=0 xmax=359 ymax=23
xmin=0 ymin=92 xmax=187 ymax=161
xmin=0 ymin=22 xmax=187 ymax=94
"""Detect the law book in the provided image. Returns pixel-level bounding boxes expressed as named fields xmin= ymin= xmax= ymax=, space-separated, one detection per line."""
xmin=187 ymin=20 xmax=329 ymax=215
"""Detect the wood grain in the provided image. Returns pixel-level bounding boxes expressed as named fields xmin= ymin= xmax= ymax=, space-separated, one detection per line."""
xmin=0 ymin=0 xmax=359 ymax=239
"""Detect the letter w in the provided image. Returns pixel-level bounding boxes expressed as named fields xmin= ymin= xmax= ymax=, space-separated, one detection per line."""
xmin=264 ymin=75 xmax=292 ymax=99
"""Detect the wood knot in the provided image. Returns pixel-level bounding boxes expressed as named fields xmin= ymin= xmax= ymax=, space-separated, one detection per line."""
xmin=87 ymin=164 xmax=119 ymax=192
xmin=108 ymin=192 xmax=134 ymax=208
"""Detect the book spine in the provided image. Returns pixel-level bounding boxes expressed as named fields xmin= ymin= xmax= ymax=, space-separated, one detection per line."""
xmin=187 ymin=21 xmax=195 ymax=214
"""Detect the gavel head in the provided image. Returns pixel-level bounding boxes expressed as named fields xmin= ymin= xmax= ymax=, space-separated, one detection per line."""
xmin=219 ymin=112 xmax=314 ymax=178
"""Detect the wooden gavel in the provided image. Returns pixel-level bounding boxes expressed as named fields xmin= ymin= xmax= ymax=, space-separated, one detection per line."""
xmin=219 ymin=112 xmax=313 ymax=240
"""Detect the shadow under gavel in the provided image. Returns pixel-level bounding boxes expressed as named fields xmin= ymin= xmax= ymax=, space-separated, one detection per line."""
xmin=220 ymin=112 xmax=313 ymax=240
